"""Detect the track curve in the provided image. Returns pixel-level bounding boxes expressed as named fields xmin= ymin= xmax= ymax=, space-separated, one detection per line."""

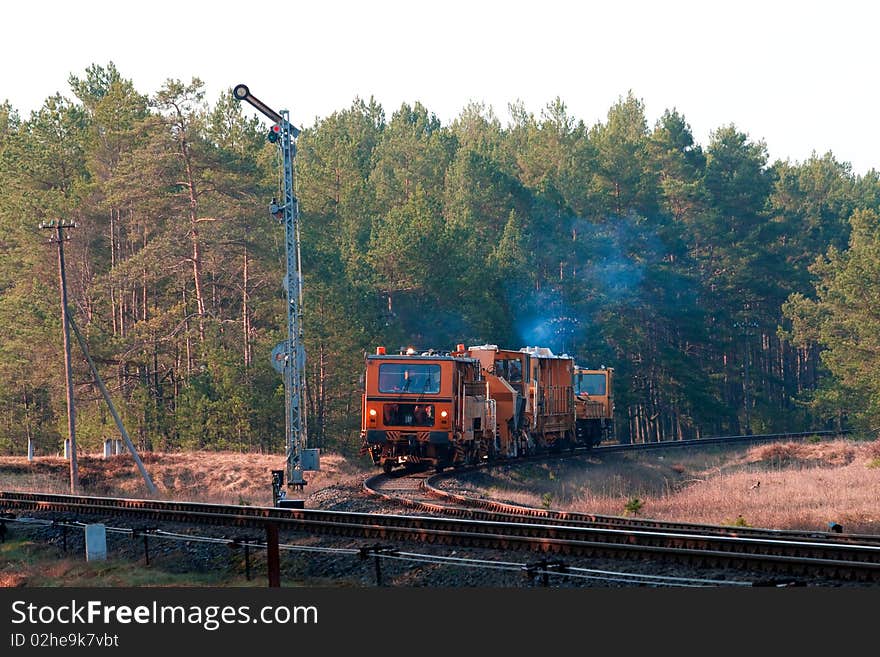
xmin=362 ymin=432 xmax=880 ymax=581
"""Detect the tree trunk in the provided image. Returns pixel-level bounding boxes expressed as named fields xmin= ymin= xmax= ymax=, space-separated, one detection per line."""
xmin=110 ymin=208 xmax=118 ymax=336
xmin=175 ymin=123 xmax=206 ymax=342
xmin=243 ymin=238 xmax=251 ymax=367
xmin=142 ymin=226 xmax=148 ymax=322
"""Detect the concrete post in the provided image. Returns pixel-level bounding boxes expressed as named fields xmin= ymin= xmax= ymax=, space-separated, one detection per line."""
xmin=27 ymin=438 xmax=34 ymax=462
xmin=64 ymin=439 xmax=70 ymax=459
xmin=85 ymin=524 xmax=107 ymax=561
xmin=103 ymin=439 xmax=112 ymax=459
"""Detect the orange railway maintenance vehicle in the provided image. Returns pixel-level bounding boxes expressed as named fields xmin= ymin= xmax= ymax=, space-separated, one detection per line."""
xmin=361 ymin=343 xmax=610 ymax=473
xmin=573 ymin=365 xmax=614 ymax=447
xmin=360 ymin=345 xmax=496 ymax=474
xmin=465 ymin=344 xmax=576 ymax=456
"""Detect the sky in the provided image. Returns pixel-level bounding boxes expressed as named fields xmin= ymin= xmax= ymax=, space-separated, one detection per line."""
xmin=3 ymin=0 xmax=878 ymax=174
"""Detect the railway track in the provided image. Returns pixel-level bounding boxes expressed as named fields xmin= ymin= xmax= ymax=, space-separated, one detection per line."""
xmin=4 ymin=495 xmax=879 ymax=585
xmin=2 ymin=430 xmax=871 ymax=585
xmin=362 ymin=430 xmax=880 ymax=582
xmin=366 ymin=466 xmax=880 ymax=546
xmin=592 ymin=429 xmax=850 ymax=453
xmin=367 ymin=431 xmax=873 ymax=541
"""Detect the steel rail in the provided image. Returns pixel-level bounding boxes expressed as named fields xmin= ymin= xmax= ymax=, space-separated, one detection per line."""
xmin=420 ymin=475 xmax=880 ymax=545
xmin=5 ymin=516 xmax=752 ymax=587
xmin=360 ymin=429 xmax=879 ymax=581
xmin=364 ymin=430 xmax=879 ymax=547
xmin=2 ymin=491 xmax=879 ymax=581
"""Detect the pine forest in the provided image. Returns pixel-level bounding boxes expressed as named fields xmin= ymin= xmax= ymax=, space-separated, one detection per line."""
xmin=2 ymin=62 xmax=879 ymax=457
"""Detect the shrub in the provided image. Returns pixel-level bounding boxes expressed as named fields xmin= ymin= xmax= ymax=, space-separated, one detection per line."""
xmin=623 ymin=497 xmax=643 ymax=516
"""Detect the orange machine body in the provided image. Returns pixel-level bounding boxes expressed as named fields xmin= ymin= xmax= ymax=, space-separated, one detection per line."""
xmin=573 ymin=366 xmax=614 ymax=446
xmin=362 ymin=344 xmax=610 ymax=473
xmin=465 ymin=344 xmax=576 ymax=455
xmin=361 ymin=348 xmax=495 ymax=473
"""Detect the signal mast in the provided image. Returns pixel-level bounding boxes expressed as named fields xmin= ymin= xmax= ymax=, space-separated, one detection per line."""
xmin=232 ymin=84 xmax=318 ymax=505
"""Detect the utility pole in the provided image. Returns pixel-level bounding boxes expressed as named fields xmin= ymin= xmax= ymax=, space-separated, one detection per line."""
xmin=233 ymin=84 xmax=318 ymax=504
xmin=40 ymin=218 xmax=78 ymax=493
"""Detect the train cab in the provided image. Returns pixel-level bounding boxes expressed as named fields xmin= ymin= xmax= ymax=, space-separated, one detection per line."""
xmin=361 ymin=346 xmax=495 ymax=474
xmin=573 ymin=366 xmax=614 ymax=446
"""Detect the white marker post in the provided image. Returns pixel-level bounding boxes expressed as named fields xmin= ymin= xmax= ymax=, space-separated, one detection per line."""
xmin=85 ymin=524 xmax=107 ymax=561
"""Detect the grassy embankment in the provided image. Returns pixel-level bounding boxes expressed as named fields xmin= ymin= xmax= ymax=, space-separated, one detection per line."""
xmin=0 ymin=450 xmax=373 ymax=586
xmin=0 ymin=450 xmax=373 ymax=505
xmin=0 ymin=539 xmax=257 ymax=587
xmin=472 ymin=437 xmax=880 ymax=534
xmin=2 ymin=438 xmax=878 ymax=585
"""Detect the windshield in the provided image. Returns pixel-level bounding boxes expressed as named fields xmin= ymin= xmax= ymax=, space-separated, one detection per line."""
xmin=378 ymin=363 xmax=441 ymax=394
xmin=575 ymin=372 xmax=606 ymax=396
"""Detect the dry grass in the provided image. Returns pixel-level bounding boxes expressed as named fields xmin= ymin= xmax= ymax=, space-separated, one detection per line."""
xmin=3 ymin=440 xmax=879 ymax=535
xmin=0 ymin=449 xmax=374 ymax=587
xmin=471 ymin=439 xmax=880 ymax=534
xmin=0 ymin=539 xmax=256 ymax=587
xmin=0 ymin=450 xmax=373 ymax=506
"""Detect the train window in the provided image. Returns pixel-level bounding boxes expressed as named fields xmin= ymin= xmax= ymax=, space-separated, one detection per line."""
xmin=495 ymin=359 xmax=523 ymax=382
xmin=378 ymin=364 xmax=441 ymax=394
xmin=575 ymin=373 xmax=606 ymax=396
xmin=382 ymin=403 xmax=435 ymax=426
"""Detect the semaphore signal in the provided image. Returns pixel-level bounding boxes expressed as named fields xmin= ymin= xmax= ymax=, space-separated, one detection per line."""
xmin=232 ymin=83 xmax=318 ymax=506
